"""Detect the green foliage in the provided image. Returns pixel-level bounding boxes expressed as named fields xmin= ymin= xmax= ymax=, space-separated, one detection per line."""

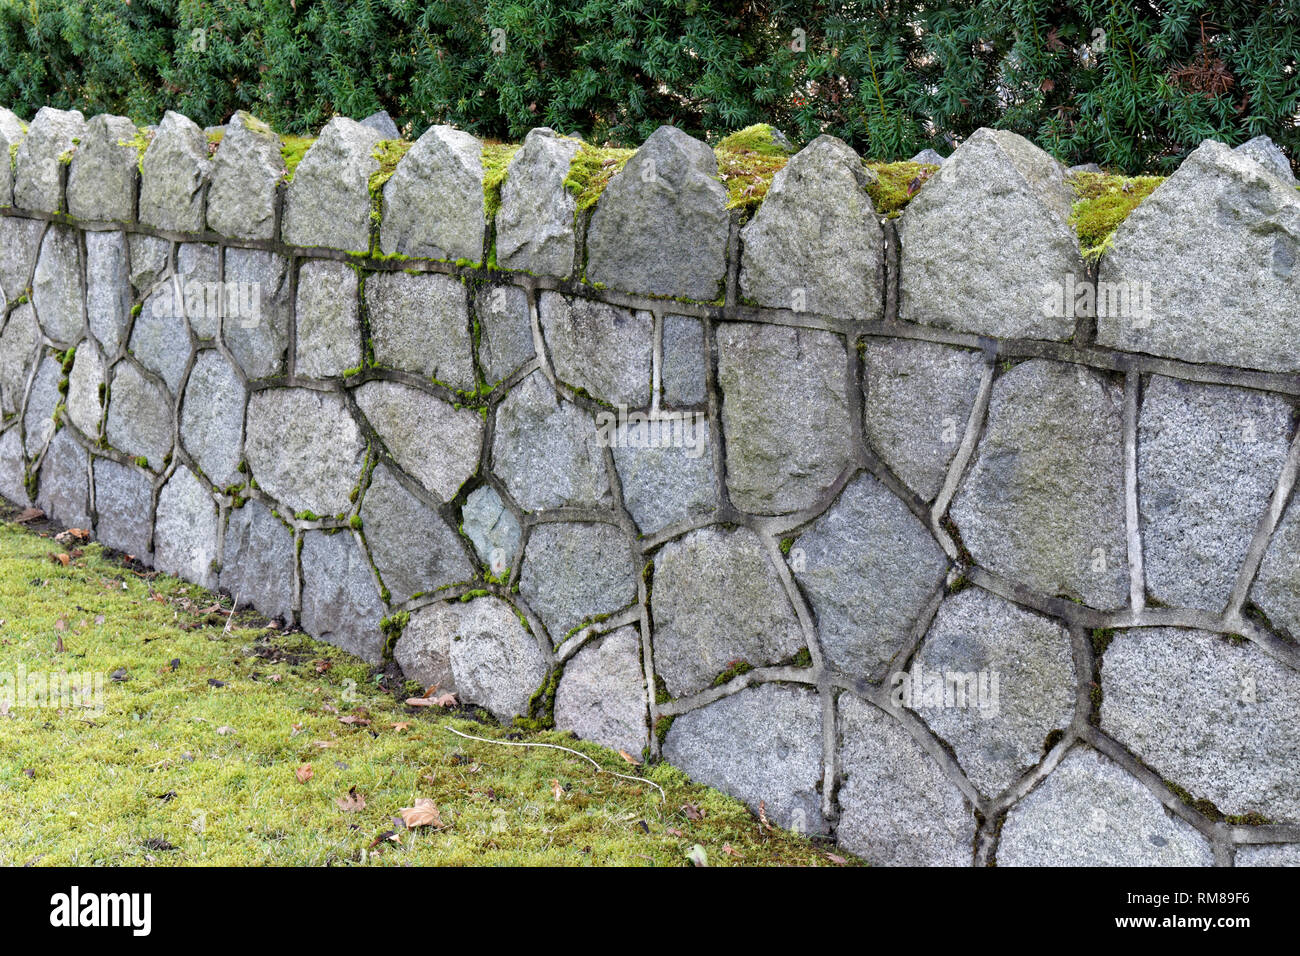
xmin=1068 ymin=171 xmax=1166 ymax=261
xmin=0 ymin=2 xmax=1294 ymax=174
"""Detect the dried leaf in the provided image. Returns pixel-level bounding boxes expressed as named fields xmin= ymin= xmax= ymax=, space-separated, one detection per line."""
xmin=14 ymin=507 xmax=43 ymax=523
xmin=399 ymin=798 xmax=445 ymax=829
xmin=391 ymin=722 xmax=412 ymax=732
xmin=48 ymin=552 xmax=70 ymax=567
xmin=295 ymin=764 xmax=313 ymax=783
xmin=617 ymin=749 xmax=642 ymax=766
xmin=721 ymin=843 xmax=741 ymax=858
xmin=682 ymin=803 xmax=703 ymax=822
xmin=551 ymin=779 xmax=565 ymax=802
xmin=826 ymin=852 xmax=847 ymax=865
xmin=336 ymin=786 xmax=366 ymax=813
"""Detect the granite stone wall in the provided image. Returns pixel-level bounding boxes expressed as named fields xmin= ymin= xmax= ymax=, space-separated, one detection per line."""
xmin=1 ymin=105 xmax=1298 ymax=866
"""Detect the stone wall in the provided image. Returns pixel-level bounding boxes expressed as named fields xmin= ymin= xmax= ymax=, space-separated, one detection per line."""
xmin=1 ymin=105 xmax=1298 ymax=866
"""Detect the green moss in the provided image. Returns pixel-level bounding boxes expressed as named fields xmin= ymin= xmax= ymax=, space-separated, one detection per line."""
xmin=864 ymin=161 xmax=939 ymax=217
xmin=117 ymin=128 xmax=154 ymax=173
xmin=279 ymin=135 xmax=316 ymax=182
xmin=294 ymin=510 xmax=320 ymax=522
xmin=368 ymin=139 xmax=413 ymax=197
xmin=481 ymin=142 xmax=520 ymax=220
xmin=348 ymin=515 xmax=363 ymax=531
xmin=710 ymin=659 xmax=754 ymax=688
xmin=779 ymin=536 xmax=795 ymax=555
xmin=563 ymin=142 xmax=636 ymax=212
xmin=1068 ymin=171 xmax=1164 ymax=262
xmin=714 ymin=124 xmax=795 ymax=213
xmin=132 ymin=456 xmax=149 ymax=469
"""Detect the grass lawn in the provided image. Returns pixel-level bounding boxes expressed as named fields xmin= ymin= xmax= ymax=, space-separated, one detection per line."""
xmin=0 ymin=509 xmax=849 ymax=867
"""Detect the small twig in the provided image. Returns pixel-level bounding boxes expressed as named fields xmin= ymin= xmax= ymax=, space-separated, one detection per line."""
xmin=444 ymin=726 xmax=665 ymax=801
xmin=221 ymin=589 xmax=241 ymax=639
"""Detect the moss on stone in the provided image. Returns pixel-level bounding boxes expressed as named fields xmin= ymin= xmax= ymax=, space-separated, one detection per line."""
xmin=368 ymin=139 xmax=413 ymax=197
xmin=714 ymin=124 xmax=794 ymax=213
xmin=864 ymin=160 xmax=939 ymax=217
xmin=1068 ymin=171 xmax=1165 ymax=262
xmin=563 ymin=142 xmax=636 ymax=212
xmin=279 ymin=134 xmax=316 ymax=182
xmin=481 ymin=142 xmax=520 ymax=221
xmin=118 ymin=127 xmax=154 ymax=174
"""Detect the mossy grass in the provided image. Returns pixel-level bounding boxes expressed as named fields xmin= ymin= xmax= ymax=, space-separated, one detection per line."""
xmin=864 ymin=160 xmax=939 ymax=217
xmin=714 ymin=124 xmax=795 ymax=213
xmin=0 ymin=517 xmax=848 ymax=866
xmin=1068 ymin=171 xmax=1165 ymax=262
xmin=563 ymin=141 xmax=636 ymax=212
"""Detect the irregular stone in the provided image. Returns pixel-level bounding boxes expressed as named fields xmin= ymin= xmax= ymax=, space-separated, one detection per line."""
xmin=31 ymin=224 xmax=85 ymax=344
xmin=1138 ymin=375 xmax=1292 ymax=612
xmin=474 ymin=283 xmax=533 ymax=384
xmin=0 ymin=107 xmax=24 ymax=206
xmin=170 ymin=242 xmax=221 ymax=339
xmin=951 ymin=360 xmax=1127 ymax=608
xmin=128 ymin=285 xmax=190 ymax=394
xmin=353 ymin=379 xmax=481 ymax=501
xmin=1234 ymin=134 xmax=1296 ymax=187
xmin=219 ymin=499 xmax=294 ymax=623
xmin=1252 ymin=494 xmax=1300 ymax=641
xmin=105 ymin=362 xmax=173 ymax=469
xmin=740 ymin=135 xmax=883 ymax=320
xmin=393 ymin=602 xmax=458 ymax=693
xmin=651 ymin=525 xmax=802 ymax=697
xmin=0 ymin=304 xmax=39 ymax=417
xmin=85 ymin=231 xmax=132 ymax=355
xmin=22 ymin=357 xmax=61 ymax=457
xmin=664 ymin=684 xmax=825 ymax=834
xmin=128 ymin=234 xmax=170 ymax=295
xmin=244 ymin=388 xmax=365 ymax=516
xmin=13 ymin=106 xmax=85 ymax=213
xmin=864 ymin=339 xmax=985 ymax=501
xmin=138 ymin=111 xmax=210 ymax=232
xmin=491 ymin=369 xmax=609 ymax=512
xmin=35 ymin=429 xmax=91 ymax=528
xmin=380 ymin=125 xmax=484 ymax=261
xmin=495 ymin=127 xmax=582 ymax=276
xmin=661 ymin=314 xmax=705 ymax=406
xmin=539 ymin=293 xmax=652 ymax=405
xmin=359 ymin=110 xmax=400 ymax=139
xmin=282 ymin=118 xmax=383 ymax=252
xmin=610 ymin=414 xmax=716 ymax=534
xmin=905 ymin=588 xmax=1075 ymax=796
xmin=555 ymin=627 xmax=647 ymax=755
xmin=294 ymin=259 xmax=361 ymax=377
xmin=899 ymin=127 xmax=1084 ymax=340
xmin=206 ymin=111 xmax=283 ymax=240
xmin=66 ymin=345 xmax=106 ymax=438
xmin=461 ymin=485 xmax=520 ymax=574
xmin=93 ymin=457 xmax=153 ymax=558
xmin=1068 ymin=162 xmax=1103 ymax=174
xmin=1101 ymin=627 xmax=1300 ymax=823
xmin=794 ymin=472 xmax=948 ymax=680
xmin=998 ymin=747 xmax=1213 ymax=866
xmin=0 ymin=428 xmax=28 ymax=505
xmin=366 ymin=271 xmax=474 ymax=389
xmin=717 ymin=323 xmax=851 ymax=514
xmin=586 ymin=126 xmax=728 ymax=300
xmin=360 ymin=463 xmax=474 ymax=603
xmin=911 ymin=148 xmax=945 ymax=165
xmin=299 ymin=530 xmax=385 ymax=663
xmin=1236 ymin=844 xmax=1300 ymax=867
xmin=66 ymin=113 xmax=139 ymax=221
xmin=179 ymin=350 xmax=245 ymax=488
xmin=0 ymin=217 xmax=44 ymax=301
xmin=837 ymin=694 xmax=976 ymax=865
xmin=518 ymin=521 xmax=639 ymax=642
xmin=221 ymin=248 xmax=290 ymax=379
xmin=1098 ymin=141 xmax=1300 ymax=372
xmin=154 ymin=465 xmax=219 ymax=589
xmin=448 ymin=596 xmax=549 ymax=722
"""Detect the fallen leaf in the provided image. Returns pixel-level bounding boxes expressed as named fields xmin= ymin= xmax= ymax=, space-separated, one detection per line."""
xmin=666 ymin=827 xmax=684 ymax=838
xmin=758 ymin=800 xmax=771 ymax=831
xmin=686 ymin=844 xmax=708 ymax=867
xmin=207 ymin=678 xmax=226 ymax=688
xmin=54 ymin=635 xmax=64 ymax=653
xmin=336 ymin=786 xmax=366 ymax=813
xmin=48 ymin=553 xmax=70 ymax=567
xmin=550 ymin=779 xmax=565 ymax=802
xmin=391 ymin=722 xmax=412 ymax=732
xmin=399 ymin=798 xmax=445 ymax=829
xmin=826 ymin=852 xmax=847 ymax=865
xmin=14 ymin=507 xmax=43 ymax=523
xmin=216 ymin=726 xmax=234 ymax=735
xmin=338 ymin=715 xmax=370 ymax=726
xmin=54 ymin=617 xmax=67 ymax=631
xmin=295 ymin=764 xmax=313 ymax=783
xmin=313 ymin=740 xmax=338 ymax=749
xmin=617 ymin=749 xmax=641 ymax=766
xmin=682 ymin=803 xmax=703 ymax=822
xmin=721 ymin=843 xmax=741 ymax=858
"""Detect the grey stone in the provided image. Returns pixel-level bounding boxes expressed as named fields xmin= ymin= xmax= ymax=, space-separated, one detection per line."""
xmin=380 ymin=124 xmax=484 ymax=261
xmin=0 ymin=107 xmax=24 ymax=206
xmin=1101 ymin=627 xmax=1300 ymax=823
xmin=13 ymin=106 xmax=85 ymax=213
xmin=717 ymin=323 xmax=851 ymax=514
xmin=105 ymin=362 xmax=173 ymax=469
xmin=998 ymin=747 xmax=1213 ymax=866
xmin=22 ymin=357 xmax=61 ymax=457
xmin=0 ymin=304 xmax=38 ymax=417
xmin=664 ymin=684 xmax=825 ymax=834
xmin=393 ymin=602 xmax=458 ymax=693
xmin=495 ymin=127 xmax=582 ymax=276
xmin=518 ymin=521 xmax=639 ymax=642
xmin=837 ymin=694 xmax=976 ymax=865
xmin=359 ymin=110 xmax=400 ymax=139
xmin=206 ymin=111 xmax=283 ymax=240
xmin=899 ymin=127 xmax=1084 ymax=340
xmin=128 ymin=234 xmax=170 ymax=295
xmin=1068 ymin=162 xmax=1104 ymax=174
xmin=179 ymin=350 xmax=245 ymax=488
xmin=461 ymin=485 xmax=520 ymax=575
xmin=244 ymin=387 xmax=365 ymax=516
xmin=0 ymin=216 xmax=44 ymax=302
xmin=740 ymin=135 xmax=883 ymax=321
xmin=554 ymin=626 xmax=647 ymax=754
xmin=661 ymin=314 xmax=705 ymax=406
xmin=911 ymin=148 xmax=946 ymax=165
xmin=154 ymin=464 xmax=219 ymax=589
xmin=85 ymin=231 xmax=132 ymax=355
xmin=1098 ymin=140 xmax=1300 ymax=373
xmin=353 ymin=379 xmax=482 ymax=501
xmin=294 ymin=259 xmax=361 ymax=377
xmin=31 ymin=224 xmax=85 ymax=345
xmin=905 ymin=588 xmax=1074 ymax=796
xmin=1234 ymin=134 xmax=1295 ymax=187
xmin=0 ymin=427 xmax=29 ymax=505
xmin=282 ymin=117 xmax=383 ymax=252
xmin=300 ymin=530 xmax=385 ymax=663
xmin=474 ymin=283 xmax=533 ymax=384
xmin=366 ymin=271 xmax=474 ymax=389
xmin=138 ymin=111 xmax=210 ymax=232
xmin=93 ymin=457 xmax=153 ymax=558
xmin=794 ymin=472 xmax=948 ymax=680
xmin=176 ymin=243 xmax=221 ymax=339
xmin=219 ymin=499 xmax=294 ymax=622
xmin=651 ymin=525 xmax=803 ymax=697
xmin=35 ymin=429 xmax=91 ymax=528
xmin=360 ymin=463 xmax=473 ymax=603
xmin=66 ymin=113 xmax=138 ymax=221
xmin=491 ymin=369 xmax=609 ymax=512
xmin=1236 ymin=844 xmax=1300 ymax=867
xmin=221 ymin=248 xmax=290 ymax=379
xmin=1138 ymin=375 xmax=1292 ymax=612
xmin=539 ymin=292 xmax=652 ymax=405
xmin=66 ymin=344 xmax=106 ymax=438
xmin=128 ymin=285 xmax=190 ymax=395
xmin=1252 ymin=493 xmax=1300 ymax=641
xmin=610 ymin=415 xmax=716 ymax=534
xmin=951 ymin=360 xmax=1128 ymax=608
xmin=586 ymin=125 xmax=728 ymax=300
xmin=448 ymin=596 xmax=549 ymax=722
xmin=864 ymin=338 xmax=985 ymax=501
